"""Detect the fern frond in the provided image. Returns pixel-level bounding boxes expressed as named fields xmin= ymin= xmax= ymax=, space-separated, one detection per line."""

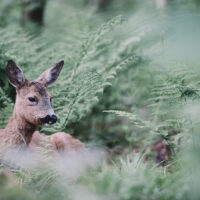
xmin=103 ymin=110 xmax=148 ymax=128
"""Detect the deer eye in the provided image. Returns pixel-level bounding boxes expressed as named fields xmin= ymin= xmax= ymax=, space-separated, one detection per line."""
xmin=28 ymin=97 xmax=37 ymax=103
xmin=50 ymin=97 xmax=53 ymax=103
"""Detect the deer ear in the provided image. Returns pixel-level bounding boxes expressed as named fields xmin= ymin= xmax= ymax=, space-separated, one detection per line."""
xmin=36 ymin=61 xmax=64 ymax=88
xmin=6 ymin=60 xmax=26 ymax=88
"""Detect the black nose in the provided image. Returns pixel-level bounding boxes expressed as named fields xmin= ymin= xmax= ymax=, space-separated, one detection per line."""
xmin=40 ymin=114 xmax=57 ymax=125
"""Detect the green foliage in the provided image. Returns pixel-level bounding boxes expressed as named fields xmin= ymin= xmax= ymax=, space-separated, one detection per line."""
xmin=0 ymin=14 xmax=133 ymax=132
xmin=0 ymin=152 xmax=191 ymax=200
xmin=103 ymin=110 xmax=148 ymax=128
xmin=81 ymin=155 xmax=189 ymax=200
xmin=1 ymin=0 xmax=200 ymax=200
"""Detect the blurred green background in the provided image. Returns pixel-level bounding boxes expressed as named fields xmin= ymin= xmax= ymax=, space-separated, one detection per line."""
xmin=1 ymin=0 xmax=200 ymax=199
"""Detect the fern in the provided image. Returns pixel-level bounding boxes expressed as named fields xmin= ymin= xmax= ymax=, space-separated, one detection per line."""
xmin=150 ymin=65 xmax=200 ymax=106
xmin=1 ymin=0 xmax=200 ymax=200
xmin=103 ymin=110 xmax=148 ymax=128
xmin=0 ymin=15 xmax=128 ymax=131
xmin=0 ymin=87 xmax=13 ymax=128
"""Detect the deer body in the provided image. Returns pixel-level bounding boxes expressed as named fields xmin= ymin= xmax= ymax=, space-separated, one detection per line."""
xmin=30 ymin=131 xmax=84 ymax=152
xmin=0 ymin=60 xmax=83 ymax=156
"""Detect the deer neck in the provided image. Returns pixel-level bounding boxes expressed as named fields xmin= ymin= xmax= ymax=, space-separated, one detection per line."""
xmin=5 ymin=108 xmax=37 ymax=146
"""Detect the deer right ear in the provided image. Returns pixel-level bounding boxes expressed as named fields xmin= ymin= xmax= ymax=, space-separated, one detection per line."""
xmin=35 ymin=60 xmax=64 ymax=88
xmin=6 ymin=60 xmax=26 ymax=88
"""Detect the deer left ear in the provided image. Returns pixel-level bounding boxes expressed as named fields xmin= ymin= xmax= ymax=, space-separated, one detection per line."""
xmin=6 ymin=60 xmax=26 ymax=88
xmin=36 ymin=61 xmax=64 ymax=88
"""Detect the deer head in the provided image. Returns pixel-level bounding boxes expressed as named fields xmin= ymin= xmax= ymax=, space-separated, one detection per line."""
xmin=6 ymin=60 xmax=64 ymax=126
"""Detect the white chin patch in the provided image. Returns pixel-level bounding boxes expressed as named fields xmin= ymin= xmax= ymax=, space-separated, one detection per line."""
xmin=44 ymin=123 xmax=51 ymax=127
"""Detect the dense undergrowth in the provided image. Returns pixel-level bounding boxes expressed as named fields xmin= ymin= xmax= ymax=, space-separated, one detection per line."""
xmin=1 ymin=0 xmax=200 ymax=199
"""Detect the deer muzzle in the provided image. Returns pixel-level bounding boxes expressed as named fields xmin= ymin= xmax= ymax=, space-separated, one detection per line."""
xmin=40 ymin=114 xmax=57 ymax=125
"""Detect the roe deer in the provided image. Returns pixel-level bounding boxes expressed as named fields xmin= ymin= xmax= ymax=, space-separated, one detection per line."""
xmin=0 ymin=60 xmax=83 ymax=157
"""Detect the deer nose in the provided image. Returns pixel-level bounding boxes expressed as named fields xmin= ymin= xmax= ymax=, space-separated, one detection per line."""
xmin=40 ymin=114 xmax=57 ymax=125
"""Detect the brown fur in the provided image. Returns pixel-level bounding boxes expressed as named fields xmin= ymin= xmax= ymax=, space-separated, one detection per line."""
xmin=30 ymin=131 xmax=84 ymax=152
xmin=0 ymin=60 xmax=84 ymax=156
xmin=0 ymin=89 xmax=38 ymax=155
